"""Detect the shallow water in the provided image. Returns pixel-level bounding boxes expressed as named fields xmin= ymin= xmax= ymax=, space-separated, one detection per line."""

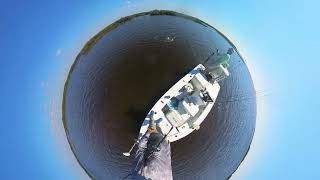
xmin=64 ymin=11 xmax=256 ymax=180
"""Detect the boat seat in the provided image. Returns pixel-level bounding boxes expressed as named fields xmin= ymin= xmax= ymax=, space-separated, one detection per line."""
xmin=189 ymin=91 xmax=205 ymax=106
xmin=165 ymin=109 xmax=185 ymax=127
xmin=191 ymin=73 xmax=210 ymax=90
xmin=180 ymin=96 xmax=199 ymax=117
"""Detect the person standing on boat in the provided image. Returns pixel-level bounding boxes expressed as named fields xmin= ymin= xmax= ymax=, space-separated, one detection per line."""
xmin=129 ymin=112 xmax=173 ymax=180
xmin=204 ymin=48 xmax=234 ymax=82
xmin=206 ymin=48 xmax=234 ymax=67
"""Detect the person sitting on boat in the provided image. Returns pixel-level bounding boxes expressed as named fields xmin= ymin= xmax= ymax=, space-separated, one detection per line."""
xmin=204 ymin=48 xmax=234 ymax=82
xmin=130 ymin=112 xmax=173 ymax=180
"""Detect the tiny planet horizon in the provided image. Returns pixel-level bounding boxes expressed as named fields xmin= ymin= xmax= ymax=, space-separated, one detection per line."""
xmin=62 ymin=10 xmax=256 ymax=179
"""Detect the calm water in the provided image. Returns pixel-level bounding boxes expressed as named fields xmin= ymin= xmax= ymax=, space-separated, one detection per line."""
xmin=64 ymin=11 xmax=256 ymax=180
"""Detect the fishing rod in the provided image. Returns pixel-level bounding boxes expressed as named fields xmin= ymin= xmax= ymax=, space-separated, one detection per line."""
xmin=203 ymin=48 xmax=219 ymax=63
xmin=122 ymin=139 xmax=139 ymax=157
xmin=153 ymin=127 xmax=174 ymax=152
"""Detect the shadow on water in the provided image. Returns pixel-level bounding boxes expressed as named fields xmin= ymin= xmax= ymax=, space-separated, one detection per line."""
xmin=63 ymin=10 xmax=256 ymax=179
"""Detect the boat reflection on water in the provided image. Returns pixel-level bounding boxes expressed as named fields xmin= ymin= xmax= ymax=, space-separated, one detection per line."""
xmin=63 ymin=10 xmax=256 ymax=179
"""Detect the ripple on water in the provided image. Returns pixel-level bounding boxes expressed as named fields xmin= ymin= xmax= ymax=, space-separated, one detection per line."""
xmin=63 ymin=10 xmax=256 ymax=180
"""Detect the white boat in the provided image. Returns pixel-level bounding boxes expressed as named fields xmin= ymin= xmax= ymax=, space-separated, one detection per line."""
xmin=137 ymin=63 xmax=230 ymax=142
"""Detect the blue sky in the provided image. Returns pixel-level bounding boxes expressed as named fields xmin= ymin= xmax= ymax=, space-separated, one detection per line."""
xmin=1 ymin=0 xmax=319 ymax=179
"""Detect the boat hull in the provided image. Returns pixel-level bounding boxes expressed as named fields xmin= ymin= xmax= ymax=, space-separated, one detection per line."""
xmin=138 ymin=64 xmax=220 ymax=142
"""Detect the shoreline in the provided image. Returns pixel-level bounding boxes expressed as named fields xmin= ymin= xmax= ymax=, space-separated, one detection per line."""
xmin=62 ymin=9 xmax=253 ymax=180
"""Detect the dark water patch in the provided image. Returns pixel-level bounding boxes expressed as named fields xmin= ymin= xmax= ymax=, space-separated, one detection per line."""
xmin=63 ymin=10 xmax=256 ymax=179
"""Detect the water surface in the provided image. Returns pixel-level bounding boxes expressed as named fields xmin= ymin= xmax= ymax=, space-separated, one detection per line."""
xmin=63 ymin=10 xmax=256 ymax=180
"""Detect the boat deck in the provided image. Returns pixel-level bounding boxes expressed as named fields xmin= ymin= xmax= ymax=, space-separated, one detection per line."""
xmin=138 ymin=64 xmax=220 ymax=142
